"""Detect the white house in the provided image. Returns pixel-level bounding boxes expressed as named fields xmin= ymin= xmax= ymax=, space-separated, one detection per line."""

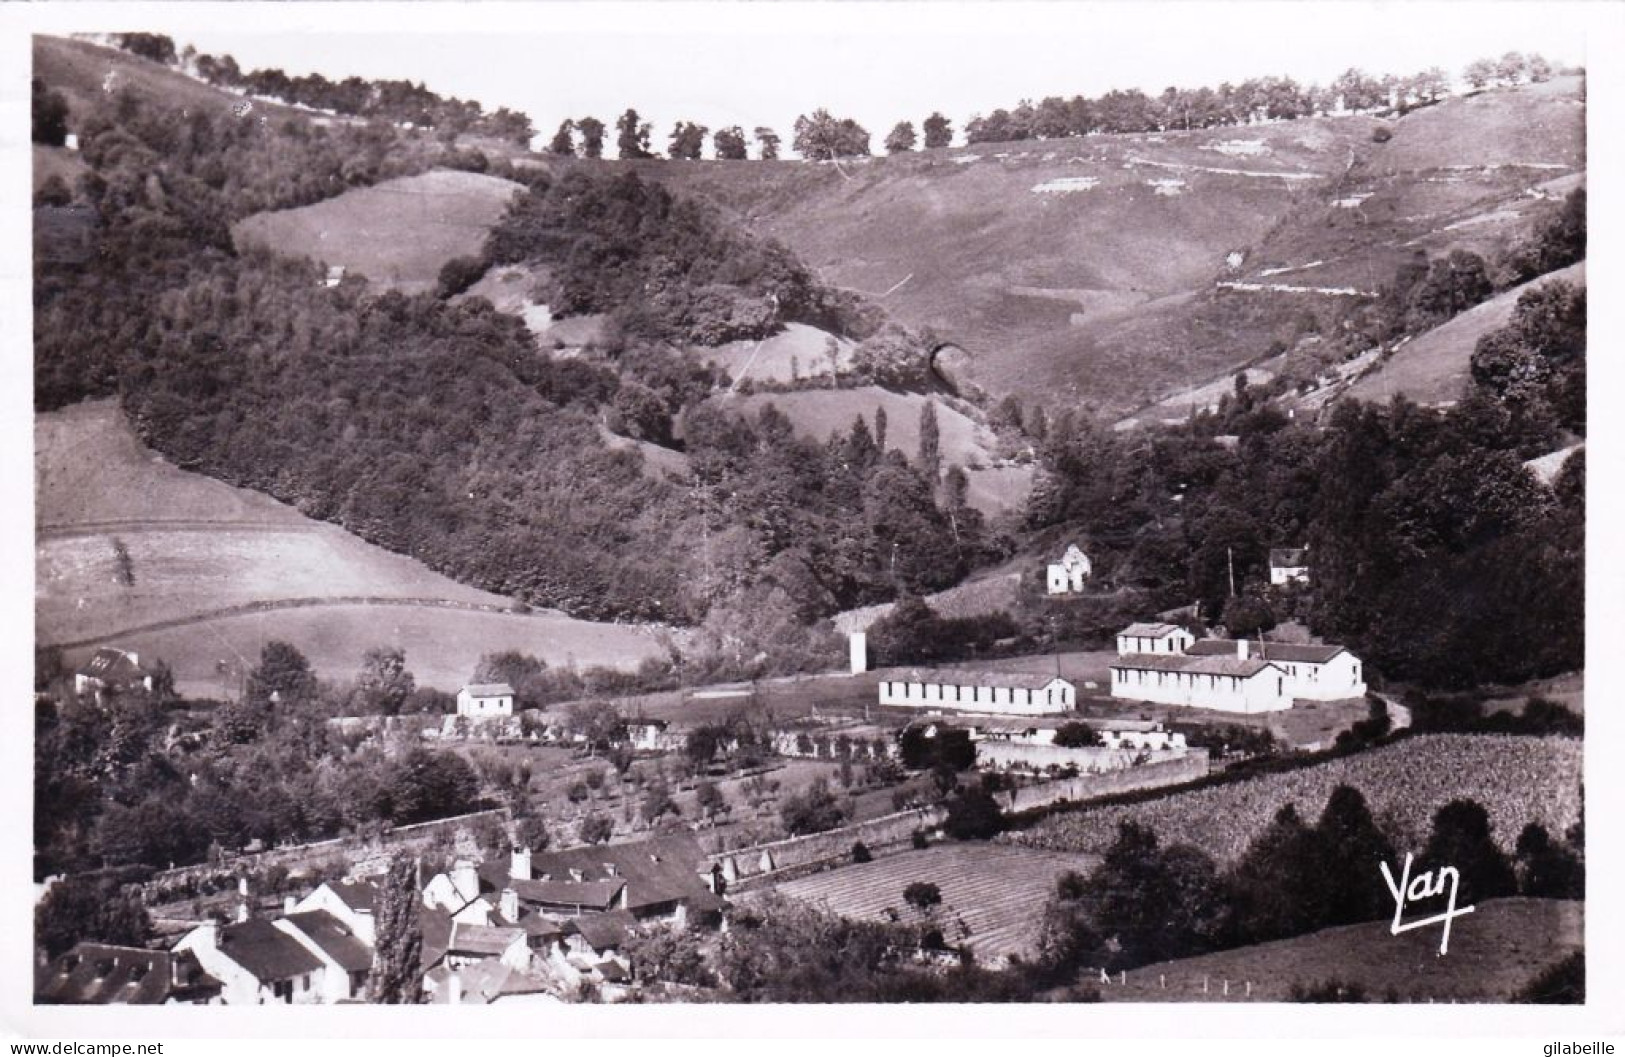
xmin=1185 ymin=640 xmax=1365 ymax=700
xmin=73 ymin=647 xmax=153 ymax=698
xmin=293 ymin=879 xmax=378 ymax=946
xmin=1046 ymin=544 xmax=1093 ymax=594
xmin=1115 ymin=623 xmax=1196 ymax=656
xmin=1109 ymin=648 xmax=1292 ymax=713
xmin=457 ymin=683 xmax=515 ymax=719
xmin=274 ymin=910 xmax=373 ymax=1003
xmin=1269 ymin=547 xmax=1311 ymax=586
xmin=877 ymin=669 xmax=1076 ymax=715
xmin=172 ymin=918 xmax=328 ymax=1005
xmin=423 ymin=860 xmax=496 ymax=924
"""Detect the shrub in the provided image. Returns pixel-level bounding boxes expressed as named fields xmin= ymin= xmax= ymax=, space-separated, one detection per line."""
xmin=852 ymin=841 xmax=872 ymax=864
xmin=1371 ymin=126 xmax=1393 ymax=143
xmin=436 ymin=255 xmax=488 ymax=299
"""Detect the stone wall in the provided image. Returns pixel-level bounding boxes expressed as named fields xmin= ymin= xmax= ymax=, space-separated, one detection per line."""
xmin=707 ymin=806 xmax=948 ymax=887
xmin=977 ymin=741 xmax=1146 ymax=772
xmin=1000 ymin=750 xmax=1210 ymax=814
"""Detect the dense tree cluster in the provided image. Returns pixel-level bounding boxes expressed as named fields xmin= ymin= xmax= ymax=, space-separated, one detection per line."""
xmin=792 ymin=109 xmax=871 ymax=160
xmin=34 ymin=642 xmax=483 ymax=881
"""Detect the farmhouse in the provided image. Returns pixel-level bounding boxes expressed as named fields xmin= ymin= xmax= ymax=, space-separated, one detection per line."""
xmin=293 ymin=878 xmax=378 ymax=945
xmin=877 ymin=669 xmax=1076 ymax=715
xmin=274 ymin=910 xmax=374 ymax=1003
xmin=1115 ymin=623 xmax=1196 ymax=656
xmin=478 ymin=835 xmax=725 ymax=927
xmin=1270 ymin=546 xmax=1311 ymax=585
xmin=73 ymin=647 xmax=153 ymax=698
xmin=35 ymin=943 xmax=222 ymax=1005
xmin=1185 ymin=639 xmax=1365 ymax=700
xmin=1046 ymin=543 xmax=1093 ymax=594
xmin=456 ymin=683 xmax=515 ymax=719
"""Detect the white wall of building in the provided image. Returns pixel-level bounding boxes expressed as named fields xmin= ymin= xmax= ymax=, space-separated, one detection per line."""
xmin=877 ymin=677 xmax=1074 ymax=715
xmin=1272 ymin=652 xmax=1366 ymax=700
xmin=1116 ymin=629 xmax=1195 ymax=655
xmin=173 ymin=925 xmax=327 ymax=1006
xmin=293 ymin=885 xmax=376 ymax=946
xmin=1109 ymin=664 xmax=1291 ymax=713
xmin=456 ymin=690 xmax=514 ymax=717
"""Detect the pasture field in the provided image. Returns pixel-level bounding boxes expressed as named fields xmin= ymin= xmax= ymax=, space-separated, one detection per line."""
xmin=1099 ymin=898 xmax=1581 ymax=1003
xmin=1340 ymin=261 xmax=1585 ymax=407
xmin=697 ymin=323 xmax=857 ymax=386
xmin=709 ymin=386 xmax=1032 ymax=516
xmin=232 ymin=169 xmax=523 ymax=293
xmin=69 ymin=603 xmax=672 ymax=700
xmin=38 ymin=400 xmax=674 ymax=694
xmin=766 ymin=843 xmax=1099 ymax=963
xmin=1005 ymin=734 xmax=1582 ymax=866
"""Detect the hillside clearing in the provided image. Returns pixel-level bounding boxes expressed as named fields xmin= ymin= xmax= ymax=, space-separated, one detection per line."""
xmin=1340 ymin=261 xmax=1585 ymax=406
xmin=232 ymin=169 xmax=523 ymax=293
xmin=764 ymin=843 xmax=1099 ymax=963
xmin=697 ymin=323 xmax=857 ymax=386
xmin=1100 ymin=898 xmax=1581 ymax=1003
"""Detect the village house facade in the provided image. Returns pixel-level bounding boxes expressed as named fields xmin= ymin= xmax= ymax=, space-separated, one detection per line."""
xmin=1115 ymin=622 xmax=1197 ymax=656
xmin=1046 ymin=543 xmax=1093 ymax=594
xmin=73 ymin=647 xmax=153 ymax=699
xmin=1269 ymin=547 xmax=1311 ymax=586
xmin=456 ymin=683 xmax=515 ymax=718
xmin=172 ymin=917 xmax=328 ymax=1005
xmin=1184 ymin=639 xmax=1365 ymax=700
xmin=877 ymin=669 xmax=1077 ymax=715
xmin=1110 ymin=622 xmax=1365 ymax=711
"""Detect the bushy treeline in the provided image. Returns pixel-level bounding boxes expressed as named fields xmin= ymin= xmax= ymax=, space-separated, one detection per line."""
xmin=1038 ymin=786 xmax=1582 ymax=976
xmin=107 ymin=32 xmax=534 ymax=145
xmin=34 ymin=640 xmax=484 ymax=881
xmin=482 ymin=168 xmax=881 ymax=345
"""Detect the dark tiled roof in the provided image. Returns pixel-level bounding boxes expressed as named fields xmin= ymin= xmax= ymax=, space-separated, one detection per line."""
xmin=326 ymin=879 xmax=378 ymax=913
xmin=418 ymin=907 xmax=454 ymax=972
xmin=75 ymin=648 xmax=146 ymax=685
xmin=36 ymin=944 xmax=221 ymax=1005
xmin=1117 ymin=622 xmax=1189 ymax=639
xmin=507 ymin=878 xmax=623 ymax=910
xmin=1185 ymin=640 xmax=1346 ymax=664
xmin=882 ymin=667 xmax=1071 ymax=692
xmin=216 ymin=919 xmax=324 ymax=983
xmin=1110 ymin=654 xmax=1279 ymax=678
xmin=448 ymin=923 xmax=525 ymax=958
xmin=281 ymin=911 xmax=373 ymax=973
xmin=572 ymin=910 xmax=639 ymax=952
xmin=487 ymin=834 xmax=712 ymax=915
xmin=517 ymin=912 xmax=564 ymax=940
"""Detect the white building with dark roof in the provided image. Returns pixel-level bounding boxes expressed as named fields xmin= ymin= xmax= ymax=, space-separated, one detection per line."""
xmin=1110 ymin=646 xmax=1292 ymax=713
xmin=172 ymin=918 xmax=328 ymax=1005
xmin=1269 ymin=547 xmax=1311 ymax=586
xmin=73 ymin=647 xmax=152 ymax=699
xmin=1115 ymin=623 xmax=1196 ymax=656
xmin=877 ymin=668 xmax=1076 ymax=715
xmin=1184 ymin=639 xmax=1365 ymax=700
xmin=457 ymin=683 xmax=515 ymax=718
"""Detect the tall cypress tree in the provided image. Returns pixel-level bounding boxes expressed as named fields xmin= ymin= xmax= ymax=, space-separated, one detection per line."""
xmin=369 ymin=854 xmax=424 ymax=1004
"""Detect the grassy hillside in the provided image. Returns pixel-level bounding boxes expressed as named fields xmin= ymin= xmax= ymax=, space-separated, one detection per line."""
xmin=1100 ymin=897 xmax=1581 ymax=1003
xmin=232 ymin=169 xmax=523 ymax=293
xmin=1339 ymin=260 xmax=1585 ymax=406
xmin=647 ymin=80 xmax=1583 ymax=417
xmin=37 ymin=400 xmax=670 ymax=695
xmin=709 ymin=386 xmax=1032 ymax=515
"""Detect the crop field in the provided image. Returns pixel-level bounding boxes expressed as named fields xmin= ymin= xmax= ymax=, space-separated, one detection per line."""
xmin=37 ymin=400 xmax=672 ymax=695
xmin=232 ymin=169 xmax=523 ymax=293
xmin=767 ymin=843 xmax=1098 ymax=963
xmin=1005 ymin=734 xmax=1582 ymax=866
xmin=1099 ymin=898 xmax=1581 ymax=1003
xmin=710 ymin=387 xmax=1030 ymax=515
xmin=1341 ymin=261 xmax=1585 ymax=407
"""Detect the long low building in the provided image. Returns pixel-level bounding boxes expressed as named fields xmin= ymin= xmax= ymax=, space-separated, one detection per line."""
xmin=877 ymin=669 xmax=1076 ymax=715
xmin=1109 ymin=652 xmax=1292 ymax=713
xmin=1183 ymin=639 xmax=1366 ymax=701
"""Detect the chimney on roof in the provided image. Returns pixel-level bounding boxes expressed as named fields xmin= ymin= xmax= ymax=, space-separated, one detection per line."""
xmin=500 ymin=887 xmax=519 ymax=924
xmin=235 ymin=901 xmax=249 ymax=924
xmin=238 ymin=876 xmax=250 ymax=897
xmin=284 ymin=895 xmax=297 ymax=915
xmin=446 ymin=972 xmax=461 ymax=1006
xmin=1236 ymin=640 xmax=1250 ymax=661
xmin=510 ymin=846 xmax=531 ymax=882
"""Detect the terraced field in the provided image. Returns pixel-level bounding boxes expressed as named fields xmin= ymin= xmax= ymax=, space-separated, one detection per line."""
xmin=767 ymin=843 xmax=1097 ymax=963
xmin=1005 ymin=734 xmax=1582 ymax=866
